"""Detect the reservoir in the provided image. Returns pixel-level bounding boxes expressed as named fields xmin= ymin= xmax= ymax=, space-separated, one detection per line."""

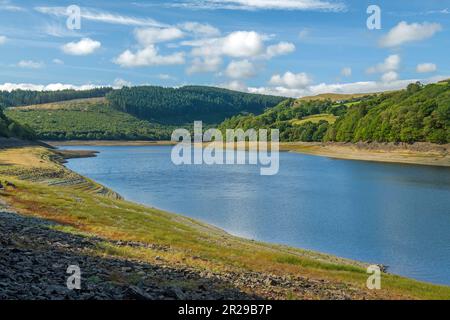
xmin=62 ymin=145 xmax=450 ymax=286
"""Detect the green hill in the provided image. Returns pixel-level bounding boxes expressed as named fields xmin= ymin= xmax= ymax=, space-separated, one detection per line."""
xmin=0 ymin=108 xmax=35 ymax=140
xmin=0 ymin=87 xmax=112 ymax=108
xmin=219 ymin=80 xmax=450 ymax=144
xmin=106 ymin=85 xmax=286 ymax=125
xmin=5 ymin=98 xmax=173 ymax=141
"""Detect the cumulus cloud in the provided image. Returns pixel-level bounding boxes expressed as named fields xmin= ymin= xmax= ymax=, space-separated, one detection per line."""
xmin=225 ymin=59 xmax=257 ymax=79
xmin=184 ymin=30 xmax=292 ymax=75
xmin=220 ymin=80 xmax=248 ymax=92
xmin=381 ymin=71 xmax=399 ymax=83
xmin=187 ymin=56 xmax=222 ymax=74
xmin=416 ymin=63 xmax=437 ymax=73
xmin=62 ymin=38 xmax=101 ymax=56
xmin=341 ymin=67 xmax=352 ymax=77
xmin=222 ymin=31 xmax=265 ymax=57
xmin=265 ymin=42 xmax=295 ymax=58
xmin=114 ymin=45 xmax=185 ymax=67
xmin=172 ymin=0 xmax=346 ymax=11
xmin=367 ymin=54 xmax=401 ymax=74
xmin=52 ymin=58 xmax=64 ymax=65
xmin=17 ymin=60 xmax=44 ymax=69
xmin=135 ymin=27 xmax=184 ymax=45
xmin=380 ymin=21 xmax=442 ymax=47
xmin=0 ymin=35 xmax=7 ymax=45
xmin=269 ymin=72 xmax=312 ymax=89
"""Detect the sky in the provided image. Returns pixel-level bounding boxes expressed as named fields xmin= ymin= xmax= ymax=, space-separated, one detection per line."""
xmin=0 ymin=0 xmax=449 ymax=97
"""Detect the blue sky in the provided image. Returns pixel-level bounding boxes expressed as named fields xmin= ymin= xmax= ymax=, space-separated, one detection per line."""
xmin=0 ymin=0 xmax=449 ymax=97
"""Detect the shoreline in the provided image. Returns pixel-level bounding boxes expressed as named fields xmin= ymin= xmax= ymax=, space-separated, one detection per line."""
xmin=47 ymin=140 xmax=450 ymax=167
xmin=1 ymin=143 xmax=450 ymax=299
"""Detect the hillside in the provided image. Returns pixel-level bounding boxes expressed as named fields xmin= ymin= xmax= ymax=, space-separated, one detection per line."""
xmin=106 ymin=85 xmax=286 ymax=124
xmin=220 ymin=81 xmax=450 ymax=144
xmin=296 ymin=93 xmax=372 ymax=102
xmin=0 ymin=108 xmax=35 ymax=140
xmin=5 ymin=98 xmax=173 ymax=141
xmin=0 ymin=87 xmax=112 ymax=108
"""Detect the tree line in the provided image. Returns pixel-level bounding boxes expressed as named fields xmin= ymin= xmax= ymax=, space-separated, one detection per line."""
xmin=106 ymin=85 xmax=286 ymax=125
xmin=220 ymin=81 xmax=450 ymax=144
xmin=0 ymin=87 xmax=112 ymax=108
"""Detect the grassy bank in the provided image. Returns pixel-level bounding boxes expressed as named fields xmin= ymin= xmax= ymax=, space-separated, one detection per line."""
xmin=1 ymin=145 xmax=450 ymax=299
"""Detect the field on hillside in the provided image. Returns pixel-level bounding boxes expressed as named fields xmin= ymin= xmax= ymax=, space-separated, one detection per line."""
xmin=5 ymin=98 xmax=173 ymax=141
xmin=291 ymin=114 xmax=338 ymax=125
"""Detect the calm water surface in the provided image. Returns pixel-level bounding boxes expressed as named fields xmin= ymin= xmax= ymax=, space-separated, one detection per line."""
xmin=61 ymin=145 xmax=450 ymax=285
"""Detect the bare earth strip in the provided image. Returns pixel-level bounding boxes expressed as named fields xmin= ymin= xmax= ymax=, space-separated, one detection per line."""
xmin=281 ymin=142 xmax=450 ymax=167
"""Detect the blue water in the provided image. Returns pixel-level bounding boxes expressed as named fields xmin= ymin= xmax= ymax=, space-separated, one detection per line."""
xmin=62 ymin=145 xmax=450 ymax=286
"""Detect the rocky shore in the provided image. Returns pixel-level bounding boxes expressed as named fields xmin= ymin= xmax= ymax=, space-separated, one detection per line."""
xmin=0 ymin=209 xmax=375 ymax=300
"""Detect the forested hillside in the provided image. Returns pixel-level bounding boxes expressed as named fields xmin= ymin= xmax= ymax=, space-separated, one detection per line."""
xmin=5 ymin=98 xmax=173 ymax=141
xmin=220 ymin=80 xmax=450 ymax=144
xmin=0 ymin=108 xmax=35 ymax=140
xmin=325 ymin=81 xmax=449 ymax=144
xmin=0 ymin=87 xmax=112 ymax=108
xmin=106 ymin=85 xmax=285 ymax=124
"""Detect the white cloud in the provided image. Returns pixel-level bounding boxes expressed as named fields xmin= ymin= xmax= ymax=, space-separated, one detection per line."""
xmin=0 ymin=35 xmax=6 ymax=45
xmin=179 ymin=22 xmax=221 ymax=37
xmin=269 ymin=71 xmax=312 ymax=89
xmin=35 ymin=6 xmax=166 ymax=27
xmin=248 ymin=77 xmax=441 ymax=98
xmin=341 ymin=67 xmax=352 ymax=77
xmin=381 ymin=71 xmax=399 ymax=83
xmin=17 ymin=60 xmax=44 ymax=69
xmin=52 ymin=58 xmax=64 ymax=65
xmin=367 ymin=54 xmax=401 ymax=74
xmin=265 ymin=42 xmax=295 ymax=58
xmin=0 ymin=0 xmax=24 ymax=12
xmin=172 ymin=0 xmax=346 ymax=11
xmin=222 ymin=31 xmax=264 ymax=57
xmin=62 ymin=38 xmax=101 ymax=56
xmin=220 ymin=80 xmax=248 ymax=92
xmin=0 ymin=83 xmax=103 ymax=92
xmin=135 ymin=27 xmax=184 ymax=45
xmin=416 ymin=63 xmax=437 ymax=73
xmin=184 ymin=31 xmax=266 ymax=73
xmin=113 ymin=78 xmax=132 ymax=88
xmin=380 ymin=21 xmax=442 ymax=47
xmin=225 ymin=59 xmax=257 ymax=79
xmin=114 ymin=45 xmax=185 ymax=67
xmin=187 ymin=56 xmax=222 ymax=74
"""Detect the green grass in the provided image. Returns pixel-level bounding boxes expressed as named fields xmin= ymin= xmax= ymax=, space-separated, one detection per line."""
xmin=291 ymin=114 xmax=338 ymax=125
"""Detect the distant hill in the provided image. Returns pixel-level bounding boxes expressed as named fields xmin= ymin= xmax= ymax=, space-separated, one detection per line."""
xmin=296 ymin=93 xmax=372 ymax=102
xmin=106 ymin=85 xmax=286 ymax=125
xmin=5 ymin=98 xmax=173 ymax=141
xmin=0 ymin=87 xmax=112 ymax=108
xmin=220 ymin=80 xmax=450 ymax=144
